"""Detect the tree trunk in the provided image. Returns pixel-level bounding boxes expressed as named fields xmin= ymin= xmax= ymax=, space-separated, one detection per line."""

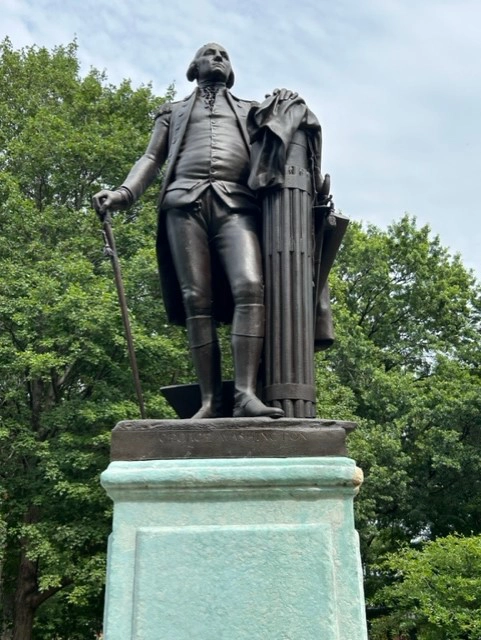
xmin=12 ymin=552 xmax=37 ymax=640
xmin=12 ymin=605 xmax=35 ymax=640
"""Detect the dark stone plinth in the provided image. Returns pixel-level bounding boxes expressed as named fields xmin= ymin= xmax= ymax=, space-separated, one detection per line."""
xmin=110 ymin=418 xmax=356 ymax=461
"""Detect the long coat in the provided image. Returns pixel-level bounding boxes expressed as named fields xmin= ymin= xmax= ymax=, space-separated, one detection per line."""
xmin=121 ymin=89 xmax=257 ymax=326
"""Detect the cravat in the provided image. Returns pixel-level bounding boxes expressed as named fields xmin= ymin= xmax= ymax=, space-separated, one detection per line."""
xmin=200 ymin=85 xmax=218 ymax=112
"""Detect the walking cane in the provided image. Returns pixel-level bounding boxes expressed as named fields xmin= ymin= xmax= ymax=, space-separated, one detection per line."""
xmin=100 ymin=209 xmax=147 ymax=419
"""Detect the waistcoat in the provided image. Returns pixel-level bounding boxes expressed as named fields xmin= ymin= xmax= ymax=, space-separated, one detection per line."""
xmin=163 ymin=88 xmax=256 ymax=210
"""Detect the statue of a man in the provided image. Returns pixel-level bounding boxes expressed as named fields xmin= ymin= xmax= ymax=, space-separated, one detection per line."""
xmin=93 ymin=43 xmax=295 ymax=419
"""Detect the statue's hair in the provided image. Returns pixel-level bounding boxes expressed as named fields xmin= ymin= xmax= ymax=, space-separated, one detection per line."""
xmin=186 ymin=43 xmax=235 ymax=88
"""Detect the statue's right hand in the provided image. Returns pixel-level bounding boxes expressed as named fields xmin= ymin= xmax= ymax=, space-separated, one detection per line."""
xmin=92 ymin=189 xmax=126 ymax=220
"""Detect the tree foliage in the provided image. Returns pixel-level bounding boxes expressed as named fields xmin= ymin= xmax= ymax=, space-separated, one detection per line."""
xmin=371 ymin=535 xmax=481 ymax=639
xmin=321 ymin=218 xmax=481 ymax=634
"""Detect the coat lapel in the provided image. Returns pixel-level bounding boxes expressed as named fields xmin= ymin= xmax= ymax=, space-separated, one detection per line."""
xmin=226 ymin=92 xmax=251 ymax=150
xmin=159 ymin=91 xmax=197 ymax=205
xmin=169 ymin=90 xmax=197 ymax=149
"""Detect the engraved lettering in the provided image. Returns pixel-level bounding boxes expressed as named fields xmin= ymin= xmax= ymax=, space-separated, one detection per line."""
xmin=259 ymin=431 xmax=276 ymax=441
xmin=286 ymin=432 xmax=308 ymax=441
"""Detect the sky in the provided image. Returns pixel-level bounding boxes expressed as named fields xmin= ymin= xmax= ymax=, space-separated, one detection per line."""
xmin=2 ymin=0 xmax=481 ymax=277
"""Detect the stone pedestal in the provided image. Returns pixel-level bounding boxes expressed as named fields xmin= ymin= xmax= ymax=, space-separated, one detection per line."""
xmin=101 ymin=419 xmax=367 ymax=640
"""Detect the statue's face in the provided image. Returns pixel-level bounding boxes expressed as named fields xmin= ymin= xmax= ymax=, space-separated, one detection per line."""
xmin=195 ymin=44 xmax=232 ymax=84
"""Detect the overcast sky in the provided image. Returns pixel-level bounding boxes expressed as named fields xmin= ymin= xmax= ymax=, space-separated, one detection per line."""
xmin=3 ymin=0 xmax=480 ymax=277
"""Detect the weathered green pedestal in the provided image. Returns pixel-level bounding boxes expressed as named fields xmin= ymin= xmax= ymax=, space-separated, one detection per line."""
xmin=101 ymin=419 xmax=368 ymax=640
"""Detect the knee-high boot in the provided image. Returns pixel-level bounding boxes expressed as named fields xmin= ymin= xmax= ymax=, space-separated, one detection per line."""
xmin=231 ymin=304 xmax=284 ymax=418
xmin=186 ymin=315 xmax=223 ymax=419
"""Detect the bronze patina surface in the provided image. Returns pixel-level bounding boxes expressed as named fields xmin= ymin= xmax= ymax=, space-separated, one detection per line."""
xmin=93 ymin=43 xmax=347 ymax=422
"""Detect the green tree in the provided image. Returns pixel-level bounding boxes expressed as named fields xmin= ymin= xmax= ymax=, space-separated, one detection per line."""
xmin=371 ymin=534 xmax=481 ymax=640
xmin=322 ymin=218 xmax=481 ymax=627
xmin=0 ymin=39 xmax=188 ymax=640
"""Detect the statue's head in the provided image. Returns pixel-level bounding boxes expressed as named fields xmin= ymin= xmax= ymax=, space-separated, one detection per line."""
xmin=186 ymin=43 xmax=235 ymax=88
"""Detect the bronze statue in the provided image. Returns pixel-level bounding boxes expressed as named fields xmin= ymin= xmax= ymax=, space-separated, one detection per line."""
xmin=93 ymin=43 xmax=290 ymax=419
xmin=93 ymin=43 xmax=346 ymax=420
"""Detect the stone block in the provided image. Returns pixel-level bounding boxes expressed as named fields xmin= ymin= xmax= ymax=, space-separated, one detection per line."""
xmin=101 ymin=456 xmax=367 ymax=640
